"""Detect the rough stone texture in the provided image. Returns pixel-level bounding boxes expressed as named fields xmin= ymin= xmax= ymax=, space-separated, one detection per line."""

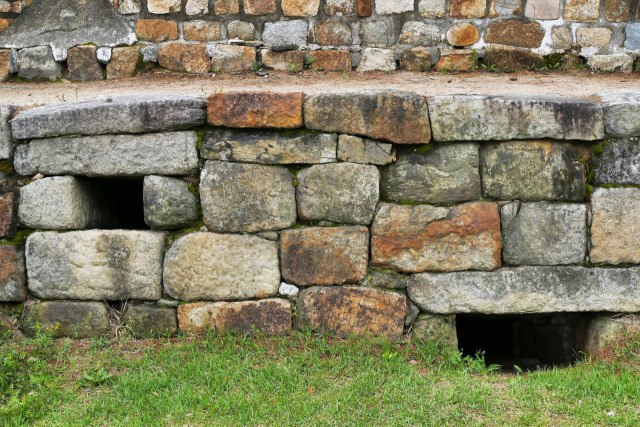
xmin=279 ymin=282 xmax=299 ymax=296
xmin=263 ymin=20 xmax=308 ymax=46
xmin=590 ymin=187 xmax=640 ymax=265
xmin=18 ymin=177 xmax=105 ymax=230
xmin=158 ymin=43 xmax=210 ymax=74
xmin=587 ymin=54 xmax=633 ymax=73
xmin=296 ymin=286 xmax=406 ymax=339
xmin=524 ymin=0 xmax=560 ymax=19
xmin=0 ymin=18 xmax=11 ymax=34
xmin=214 ymin=0 xmax=239 ymax=14
xmin=185 ymin=0 xmax=208 ymax=14
xmin=604 ymin=0 xmax=630 ymax=21
xmin=106 ymin=46 xmax=140 ymax=79
xmin=200 ymin=161 xmax=296 ymax=233
xmin=309 ymin=50 xmax=352 ymax=71
xmin=67 ymin=46 xmax=103 ymax=82
xmin=501 ymin=202 xmax=587 ymax=266
xmin=148 ymin=0 xmax=181 ymax=13
xmin=314 ymin=20 xmax=352 ymax=46
xmin=370 ymin=270 xmax=407 ymax=290
xmin=244 ymin=0 xmax=276 ymax=14
xmin=119 ymin=0 xmax=142 ymax=13
xmin=280 ymin=227 xmax=369 ymax=286
xmin=282 ymin=0 xmax=320 ymax=16
xmin=428 ymin=95 xmax=604 ymax=141
xmin=399 ymin=48 xmax=432 ymax=71
xmin=26 ymin=230 xmax=165 ymax=300
xmin=16 ymin=46 xmax=63 ymax=81
xmin=485 ymin=21 xmax=545 ymax=49
xmin=296 ymin=163 xmax=379 ymax=225
xmin=227 ymin=21 xmax=256 ymax=40
xmin=597 ymin=91 xmax=640 ymax=137
xmin=371 ymin=202 xmax=501 ymax=273
xmin=419 ymin=0 xmax=446 ymax=17
xmin=183 ymin=21 xmax=222 ymax=42
xmin=577 ymin=27 xmax=612 ymax=47
xmin=143 ymin=176 xmax=198 ymax=230
xmin=359 ymin=20 xmax=389 ymax=46
xmin=564 ymin=0 xmax=600 ymax=21
xmin=11 ymin=95 xmax=206 ymax=139
xmin=435 ymin=49 xmax=475 ymax=71
xmin=447 ymin=23 xmax=480 ymax=47
xmin=0 ymin=193 xmax=15 ymax=238
xmin=210 ymin=45 xmax=255 ymax=72
xmin=136 ymin=19 xmax=179 ymax=42
xmin=0 ymin=0 xmax=136 ymax=52
xmin=0 ymin=49 xmax=10 ymax=82
xmin=552 ymin=27 xmax=572 ymax=50
xmin=0 ymin=104 xmax=16 ymax=159
xmin=22 ymin=301 xmax=110 ymax=339
xmin=399 ymin=22 xmax=440 ymax=46
xmin=357 ymin=0 xmax=373 ymax=16
xmin=15 ymin=131 xmax=199 ymax=177
xmin=357 ymin=48 xmax=396 ymax=72
xmin=208 ymin=92 xmax=303 ymax=129
xmin=585 ymin=317 xmax=629 ymax=355
xmin=625 ymin=24 xmax=640 ymax=49
xmin=163 ymin=232 xmax=280 ymax=301
xmin=412 ymin=315 xmax=458 ymax=350
xmin=592 ymin=139 xmax=640 ymax=185
xmin=327 ymin=0 xmax=353 ymax=15
xmin=124 ymin=304 xmax=178 ymax=338
xmin=178 ymin=299 xmax=291 ymax=335
xmin=450 ymin=0 xmax=486 ymax=18
xmin=261 ymin=49 xmax=305 ymax=71
xmin=337 ymin=134 xmax=395 ymax=165
xmin=407 ymin=267 xmax=640 ymax=314
xmin=480 ymin=141 xmax=588 ymax=202
xmin=201 ymin=128 xmax=337 ymax=164
xmin=484 ymin=46 xmax=544 ymax=72
xmin=376 ymin=0 xmax=413 ymax=13
xmin=0 ymin=246 xmax=26 ymax=302
xmin=305 ymin=90 xmax=431 ymax=144
xmin=380 ymin=144 xmax=480 ymax=204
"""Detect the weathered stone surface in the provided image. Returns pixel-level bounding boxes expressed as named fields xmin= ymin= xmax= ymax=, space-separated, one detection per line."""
xmin=16 ymin=46 xmax=62 ymax=81
xmin=11 ymin=95 xmax=206 ymax=139
xmin=158 ymin=43 xmax=210 ymax=74
xmin=484 ymin=46 xmax=544 ymax=72
xmin=26 ymin=230 xmax=165 ymax=300
xmin=124 ymin=304 xmax=178 ymax=338
xmin=186 ymin=0 xmax=208 ymax=14
xmin=592 ymin=139 xmax=640 ymax=185
xmin=435 ymin=49 xmax=475 ymax=71
xmin=407 ymin=267 xmax=640 ymax=314
xmin=371 ymin=202 xmax=501 ymax=273
xmin=227 ymin=21 xmax=255 ymax=40
xmin=15 ymin=131 xmax=199 ymax=177
xmin=376 ymin=0 xmax=413 ymax=13
xmin=584 ymin=316 xmax=630 ymax=355
xmin=208 ymin=92 xmax=303 ymax=129
xmin=314 ymin=20 xmax=352 ymax=46
xmin=625 ymin=23 xmax=640 ymax=49
xmin=399 ymin=22 xmax=440 ymax=46
xmin=604 ymin=0 xmax=630 ymax=21
xmin=244 ymin=0 xmax=276 ymax=14
xmin=178 ymin=299 xmax=291 ymax=335
xmin=524 ymin=0 xmax=560 ymax=19
xmin=552 ymin=27 xmax=572 ymax=50
xmin=419 ymin=0 xmax=446 ymax=17
xmin=0 ymin=104 xmax=16 ymax=159
xmin=587 ymin=54 xmax=633 ymax=74
xmin=357 ymin=0 xmax=373 ymax=16
xmin=404 ymin=301 xmax=420 ymax=326
xmin=263 ymin=20 xmax=308 ymax=46
xmin=597 ymin=91 xmax=640 ymax=137
xmin=67 ymin=46 xmax=103 ymax=82
xmin=136 ymin=19 xmax=179 ymax=42
xmin=201 ymin=128 xmax=337 ymax=164
xmin=210 ymin=45 xmax=255 ymax=72
xmin=428 ymin=95 xmax=604 ymax=141
xmin=214 ymin=0 xmax=239 ymax=14
xmin=200 ymin=161 xmax=296 ymax=233
xmin=261 ymin=49 xmax=305 ymax=71
xmin=183 ymin=21 xmax=222 ymax=42
xmin=22 ymin=301 xmax=110 ymax=338
xmin=296 ymin=286 xmax=406 ymax=339
xmin=308 ymin=50 xmax=352 ymax=71
xmin=357 ymin=48 xmax=396 ymax=72
xmin=143 ymin=176 xmax=198 ymax=230
xmin=297 ymin=163 xmax=379 ymax=225
xmin=412 ymin=315 xmax=458 ymax=350
xmin=447 ymin=23 xmax=479 ymax=47
xmin=501 ymin=202 xmax=587 ymax=266
xmin=0 ymin=246 xmax=26 ymax=302
xmin=450 ymin=0 xmax=486 ymax=18
xmin=0 ymin=193 xmax=15 ymax=238
xmin=0 ymin=49 xmax=10 ymax=82
xmin=399 ymin=48 xmax=432 ymax=71
xmin=577 ymin=27 xmax=612 ymax=47
xmin=380 ymin=144 xmax=480 ymax=204
xmin=18 ymin=176 xmax=105 ymax=230
xmin=590 ymin=187 xmax=640 ymax=265
xmin=282 ymin=0 xmax=319 ymax=16
xmin=0 ymin=18 xmax=11 ymax=34
xmin=485 ymin=21 xmax=545 ymax=48
xmin=359 ymin=20 xmax=389 ymax=46
xmin=0 ymin=0 xmax=136 ymax=52
xmin=106 ymin=46 xmax=140 ymax=79
xmin=280 ymin=227 xmax=369 ymax=286
xmin=370 ymin=270 xmax=407 ymax=290
xmin=305 ymin=90 xmax=431 ymax=144
xmin=148 ymin=0 xmax=181 ymax=13
xmin=163 ymin=232 xmax=280 ymax=301
xmin=337 ymin=134 xmax=395 ymax=165
xmin=327 ymin=0 xmax=353 ymax=15
xmin=480 ymin=141 xmax=588 ymax=202
xmin=564 ymin=0 xmax=600 ymax=21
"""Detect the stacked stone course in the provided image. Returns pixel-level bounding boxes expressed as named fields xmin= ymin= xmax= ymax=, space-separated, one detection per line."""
xmin=0 ymin=89 xmax=639 ymax=354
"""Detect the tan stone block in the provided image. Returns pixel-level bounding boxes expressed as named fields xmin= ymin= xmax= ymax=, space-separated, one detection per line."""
xmin=0 ymin=50 xmax=10 ymax=82
xmin=309 ymin=50 xmax=352 ymax=71
xmin=314 ymin=20 xmax=352 ymax=46
xmin=282 ymin=0 xmax=320 ymax=16
xmin=243 ymin=0 xmax=276 ymax=14
xmin=450 ymin=0 xmax=487 ymax=18
xmin=214 ymin=0 xmax=239 ymax=14
xmin=147 ymin=0 xmax=181 ymax=13
xmin=261 ymin=49 xmax=305 ymax=71
xmin=446 ymin=23 xmax=480 ymax=47
xmin=576 ymin=27 xmax=613 ymax=47
xmin=158 ymin=43 xmax=211 ymax=74
xmin=136 ymin=19 xmax=178 ymax=42
xmin=524 ymin=0 xmax=560 ymax=19
xmin=435 ymin=50 xmax=475 ymax=72
xmin=399 ymin=48 xmax=432 ymax=71
xmin=327 ymin=0 xmax=353 ymax=15
xmin=210 ymin=45 xmax=255 ymax=72
xmin=485 ymin=20 xmax=545 ymax=48
xmin=208 ymin=92 xmax=304 ymax=128
xmin=183 ymin=20 xmax=222 ymax=42
xmin=564 ymin=0 xmax=600 ymax=22
xmin=107 ymin=46 xmax=141 ymax=79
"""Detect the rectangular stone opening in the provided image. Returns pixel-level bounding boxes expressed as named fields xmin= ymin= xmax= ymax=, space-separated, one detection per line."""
xmin=92 ymin=178 xmax=147 ymax=230
xmin=456 ymin=313 xmax=592 ymax=371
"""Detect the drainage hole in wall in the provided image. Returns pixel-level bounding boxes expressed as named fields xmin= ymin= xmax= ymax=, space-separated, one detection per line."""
xmin=92 ymin=178 xmax=147 ymax=230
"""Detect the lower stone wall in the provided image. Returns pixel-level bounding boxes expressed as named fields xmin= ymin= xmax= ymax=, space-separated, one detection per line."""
xmin=1 ymin=89 xmax=639 ymax=359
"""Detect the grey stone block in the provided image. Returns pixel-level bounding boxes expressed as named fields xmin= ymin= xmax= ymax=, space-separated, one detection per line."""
xmin=592 ymin=139 xmax=640 ymax=185
xmin=21 ymin=300 xmax=110 ymax=338
xmin=596 ymin=91 xmax=640 ymax=138
xmin=262 ymin=20 xmax=308 ymax=47
xmin=143 ymin=176 xmax=198 ymax=230
xmin=0 ymin=104 xmax=17 ymax=160
xmin=26 ymin=230 xmax=165 ymax=301
xmin=411 ymin=315 xmax=458 ymax=350
xmin=501 ymin=202 xmax=587 ymax=266
xmin=337 ymin=135 xmax=396 ymax=165
xmin=625 ymin=24 xmax=640 ymax=50
xmin=14 ymin=131 xmax=199 ymax=177
xmin=16 ymin=46 xmax=63 ymax=81
xmin=381 ymin=143 xmax=480 ymax=203
xmin=10 ymin=95 xmax=206 ymax=140
xmin=124 ymin=304 xmax=178 ymax=338
xmin=408 ymin=267 xmax=640 ymax=314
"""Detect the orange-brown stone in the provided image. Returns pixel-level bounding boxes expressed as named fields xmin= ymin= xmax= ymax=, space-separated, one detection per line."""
xmin=604 ymin=0 xmax=630 ymax=21
xmin=309 ymin=50 xmax=352 ymax=71
xmin=485 ymin=20 xmax=545 ymax=48
xmin=107 ymin=46 xmax=141 ymax=79
xmin=447 ymin=23 xmax=480 ymax=46
xmin=208 ymin=92 xmax=304 ymax=128
xmin=244 ymin=0 xmax=276 ymax=14
xmin=435 ymin=50 xmax=476 ymax=72
xmin=484 ymin=45 xmax=544 ymax=72
xmin=214 ymin=0 xmax=239 ymax=14
xmin=0 ymin=193 xmax=15 ymax=238
xmin=67 ymin=46 xmax=103 ymax=82
xmin=371 ymin=202 xmax=502 ymax=273
xmin=158 ymin=43 xmax=211 ymax=74
xmin=0 ymin=50 xmax=10 ymax=82
xmin=0 ymin=18 xmax=12 ymax=34
xmin=357 ymin=0 xmax=372 ymax=16
xmin=183 ymin=20 xmax=222 ymax=42
xmin=0 ymin=245 xmax=26 ymax=301
xmin=314 ymin=20 xmax=352 ymax=45
xmin=136 ymin=19 xmax=179 ymax=42
xmin=282 ymin=0 xmax=320 ymax=16
xmin=450 ymin=0 xmax=487 ymax=18
xmin=400 ymin=48 xmax=432 ymax=71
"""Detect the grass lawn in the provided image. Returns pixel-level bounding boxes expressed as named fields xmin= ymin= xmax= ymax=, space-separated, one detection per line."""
xmin=1 ymin=328 xmax=640 ymax=426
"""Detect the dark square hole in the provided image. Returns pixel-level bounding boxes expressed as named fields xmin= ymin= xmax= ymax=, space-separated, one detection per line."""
xmin=91 ymin=178 xmax=147 ymax=230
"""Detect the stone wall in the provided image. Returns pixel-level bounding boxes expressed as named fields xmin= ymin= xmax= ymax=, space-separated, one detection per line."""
xmin=0 ymin=89 xmax=639 ymax=357
xmin=1 ymin=0 xmax=640 ymax=81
